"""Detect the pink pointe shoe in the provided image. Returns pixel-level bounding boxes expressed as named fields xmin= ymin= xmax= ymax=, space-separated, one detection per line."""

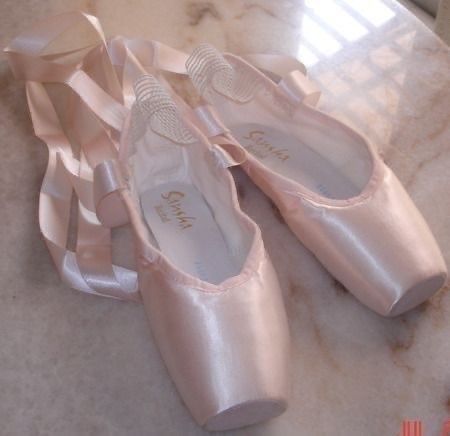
xmin=120 ymin=75 xmax=290 ymax=430
xmin=5 ymin=13 xmax=289 ymax=431
xmin=185 ymin=44 xmax=448 ymax=317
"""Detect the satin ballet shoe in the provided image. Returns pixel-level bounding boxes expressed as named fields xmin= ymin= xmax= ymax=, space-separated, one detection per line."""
xmin=5 ymin=13 xmax=289 ymax=431
xmin=119 ymin=75 xmax=291 ymax=430
xmin=185 ymin=44 xmax=448 ymax=317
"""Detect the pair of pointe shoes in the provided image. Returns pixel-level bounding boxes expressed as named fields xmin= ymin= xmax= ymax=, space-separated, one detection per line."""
xmin=6 ymin=12 xmax=447 ymax=431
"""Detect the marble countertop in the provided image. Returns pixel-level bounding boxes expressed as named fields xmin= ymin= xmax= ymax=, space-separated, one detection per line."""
xmin=1 ymin=1 xmax=449 ymax=435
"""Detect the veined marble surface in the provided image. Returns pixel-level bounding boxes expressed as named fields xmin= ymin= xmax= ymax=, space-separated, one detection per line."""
xmin=1 ymin=1 xmax=449 ymax=435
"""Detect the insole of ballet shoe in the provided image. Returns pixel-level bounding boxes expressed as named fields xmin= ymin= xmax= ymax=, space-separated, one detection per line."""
xmin=231 ymin=123 xmax=361 ymax=199
xmin=140 ymin=181 xmax=237 ymax=284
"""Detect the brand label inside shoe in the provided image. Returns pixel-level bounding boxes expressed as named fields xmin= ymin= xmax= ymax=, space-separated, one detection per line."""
xmin=232 ymin=123 xmax=364 ymax=200
xmin=154 ymin=191 xmax=196 ymax=230
xmin=241 ymin=130 xmax=290 ymax=162
xmin=140 ymin=182 xmax=238 ymax=284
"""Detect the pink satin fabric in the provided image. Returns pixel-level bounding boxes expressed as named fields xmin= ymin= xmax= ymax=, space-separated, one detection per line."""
xmin=5 ymin=12 xmax=293 ymax=430
xmin=118 ymin=102 xmax=291 ymax=428
xmin=5 ymin=12 xmax=140 ymax=300
xmin=4 ymin=11 xmax=311 ymax=302
xmin=136 ymin=236 xmax=290 ymax=430
xmin=186 ymin=50 xmax=447 ymax=316
xmin=242 ymin=155 xmax=447 ymax=316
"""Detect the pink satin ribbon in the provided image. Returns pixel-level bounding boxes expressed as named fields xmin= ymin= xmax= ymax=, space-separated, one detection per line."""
xmin=4 ymin=11 xmax=320 ymax=301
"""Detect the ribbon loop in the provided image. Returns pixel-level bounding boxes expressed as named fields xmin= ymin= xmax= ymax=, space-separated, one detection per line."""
xmin=94 ymin=160 xmax=130 ymax=228
xmin=278 ymin=70 xmax=321 ymax=107
xmin=5 ymin=14 xmax=140 ymax=302
xmin=241 ymin=53 xmax=307 ymax=79
xmin=194 ymin=104 xmax=229 ymax=137
xmin=238 ymin=53 xmax=320 ymax=106
xmin=5 ymin=12 xmax=320 ymax=303
xmin=210 ymin=137 xmax=247 ymax=169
